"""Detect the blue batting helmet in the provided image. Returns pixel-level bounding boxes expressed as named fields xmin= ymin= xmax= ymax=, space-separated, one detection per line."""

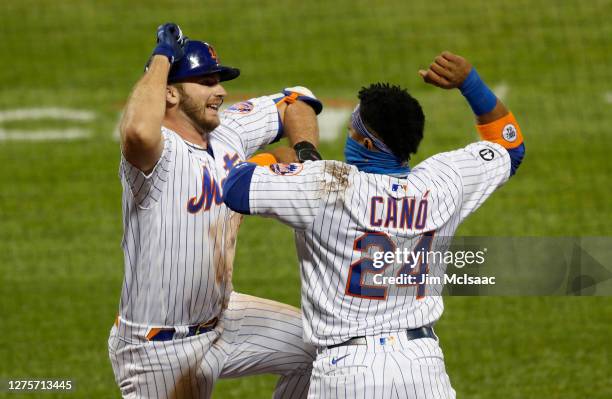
xmin=168 ymin=40 xmax=240 ymax=83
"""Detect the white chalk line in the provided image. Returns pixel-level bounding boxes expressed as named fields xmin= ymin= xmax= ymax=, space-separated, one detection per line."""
xmin=0 ymin=108 xmax=95 ymax=122
xmin=0 ymin=128 xmax=91 ymax=141
xmin=0 ymin=107 xmax=95 ymax=142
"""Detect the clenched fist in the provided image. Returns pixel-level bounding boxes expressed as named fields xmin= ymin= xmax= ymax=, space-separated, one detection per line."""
xmin=418 ymin=51 xmax=472 ymax=89
xmin=151 ymin=22 xmax=188 ymax=64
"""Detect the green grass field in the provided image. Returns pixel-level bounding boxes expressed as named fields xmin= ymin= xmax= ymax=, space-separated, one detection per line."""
xmin=1 ymin=1 xmax=611 ymax=398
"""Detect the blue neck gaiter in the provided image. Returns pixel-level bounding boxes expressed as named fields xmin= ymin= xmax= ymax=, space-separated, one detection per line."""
xmin=344 ymin=136 xmax=410 ymax=177
xmin=345 ymin=104 xmax=410 ymax=177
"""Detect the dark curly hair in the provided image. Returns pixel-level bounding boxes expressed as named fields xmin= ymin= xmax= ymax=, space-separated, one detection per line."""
xmin=358 ymin=83 xmax=425 ymax=161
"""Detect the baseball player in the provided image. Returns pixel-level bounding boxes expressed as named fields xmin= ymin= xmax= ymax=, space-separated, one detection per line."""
xmin=223 ymin=51 xmax=526 ymax=398
xmin=108 ymin=23 xmax=324 ymax=398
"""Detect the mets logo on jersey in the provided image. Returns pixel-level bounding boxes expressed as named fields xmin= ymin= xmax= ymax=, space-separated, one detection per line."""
xmin=269 ymin=163 xmax=303 ymax=176
xmin=187 ymin=166 xmax=222 ymax=214
xmin=226 ymin=101 xmax=254 ymax=114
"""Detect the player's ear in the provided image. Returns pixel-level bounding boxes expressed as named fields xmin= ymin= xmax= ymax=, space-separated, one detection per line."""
xmin=349 ymin=125 xmax=373 ymax=150
xmin=166 ymin=85 xmax=180 ymax=106
xmin=364 ymin=138 xmax=376 ymax=151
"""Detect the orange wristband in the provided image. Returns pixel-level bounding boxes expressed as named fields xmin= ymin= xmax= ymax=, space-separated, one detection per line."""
xmin=476 ymin=112 xmax=523 ymax=149
xmin=247 ymin=153 xmax=278 ymax=166
xmin=274 ymin=92 xmax=299 ymax=107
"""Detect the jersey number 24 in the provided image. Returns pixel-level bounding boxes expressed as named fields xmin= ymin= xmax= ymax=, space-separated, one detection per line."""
xmin=345 ymin=231 xmax=435 ymax=300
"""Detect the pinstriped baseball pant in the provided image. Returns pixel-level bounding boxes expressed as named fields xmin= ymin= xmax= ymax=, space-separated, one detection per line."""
xmin=308 ymin=333 xmax=455 ymax=399
xmin=108 ymin=292 xmax=315 ymax=398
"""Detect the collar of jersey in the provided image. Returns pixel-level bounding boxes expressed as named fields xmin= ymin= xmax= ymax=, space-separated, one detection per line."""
xmin=183 ymin=139 xmax=215 ymax=159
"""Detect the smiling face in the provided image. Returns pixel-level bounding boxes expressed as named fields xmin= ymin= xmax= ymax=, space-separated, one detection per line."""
xmin=173 ymin=73 xmax=227 ymax=133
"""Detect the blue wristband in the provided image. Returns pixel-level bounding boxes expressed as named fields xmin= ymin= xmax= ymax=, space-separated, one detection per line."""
xmin=459 ymin=68 xmax=497 ymax=116
xmin=152 ymin=43 xmax=175 ymax=63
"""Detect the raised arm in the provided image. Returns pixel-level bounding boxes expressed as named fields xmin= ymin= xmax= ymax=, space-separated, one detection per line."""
xmin=119 ymin=23 xmax=185 ymax=174
xmin=275 ymin=87 xmax=322 ymax=161
xmin=419 ymin=51 xmax=525 ymax=176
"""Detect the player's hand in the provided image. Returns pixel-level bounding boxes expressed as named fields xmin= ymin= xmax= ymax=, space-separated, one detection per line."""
xmin=152 ymin=22 xmax=188 ymax=64
xmin=418 ymin=51 xmax=472 ymax=89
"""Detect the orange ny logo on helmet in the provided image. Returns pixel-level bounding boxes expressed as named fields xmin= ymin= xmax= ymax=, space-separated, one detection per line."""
xmin=207 ymin=44 xmax=219 ymax=63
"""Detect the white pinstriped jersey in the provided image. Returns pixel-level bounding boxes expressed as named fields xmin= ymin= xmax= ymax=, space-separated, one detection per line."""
xmin=248 ymin=141 xmax=510 ymax=346
xmin=118 ymin=95 xmax=280 ymax=326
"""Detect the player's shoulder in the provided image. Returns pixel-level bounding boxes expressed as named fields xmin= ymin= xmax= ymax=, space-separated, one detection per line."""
xmin=320 ymin=160 xmax=358 ymax=178
xmin=405 ymin=152 xmax=465 ymax=198
xmin=160 ymin=126 xmax=182 ymax=145
xmin=211 ymin=96 xmax=277 ymax=152
xmin=412 ymin=141 xmax=509 ymax=179
xmin=314 ymin=160 xmax=358 ymax=192
xmin=412 ymin=150 xmax=454 ymax=171
xmin=260 ymin=160 xmax=356 ymax=192
xmin=421 ymin=141 xmax=508 ymax=165
xmin=462 ymin=140 xmax=510 ymax=166
xmin=221 ymin=95 xmax=275 ymax=122
xmin=410 ymin=149 xmax=463 ymax=184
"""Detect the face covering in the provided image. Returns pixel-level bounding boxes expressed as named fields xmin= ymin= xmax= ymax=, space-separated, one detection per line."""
xmin=345 ymin=104 xmax=410 ymax=177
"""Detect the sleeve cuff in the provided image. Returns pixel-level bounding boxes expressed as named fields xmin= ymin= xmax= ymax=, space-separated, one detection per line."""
xmin=222 ymin=162 xmax=257 ymax=214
